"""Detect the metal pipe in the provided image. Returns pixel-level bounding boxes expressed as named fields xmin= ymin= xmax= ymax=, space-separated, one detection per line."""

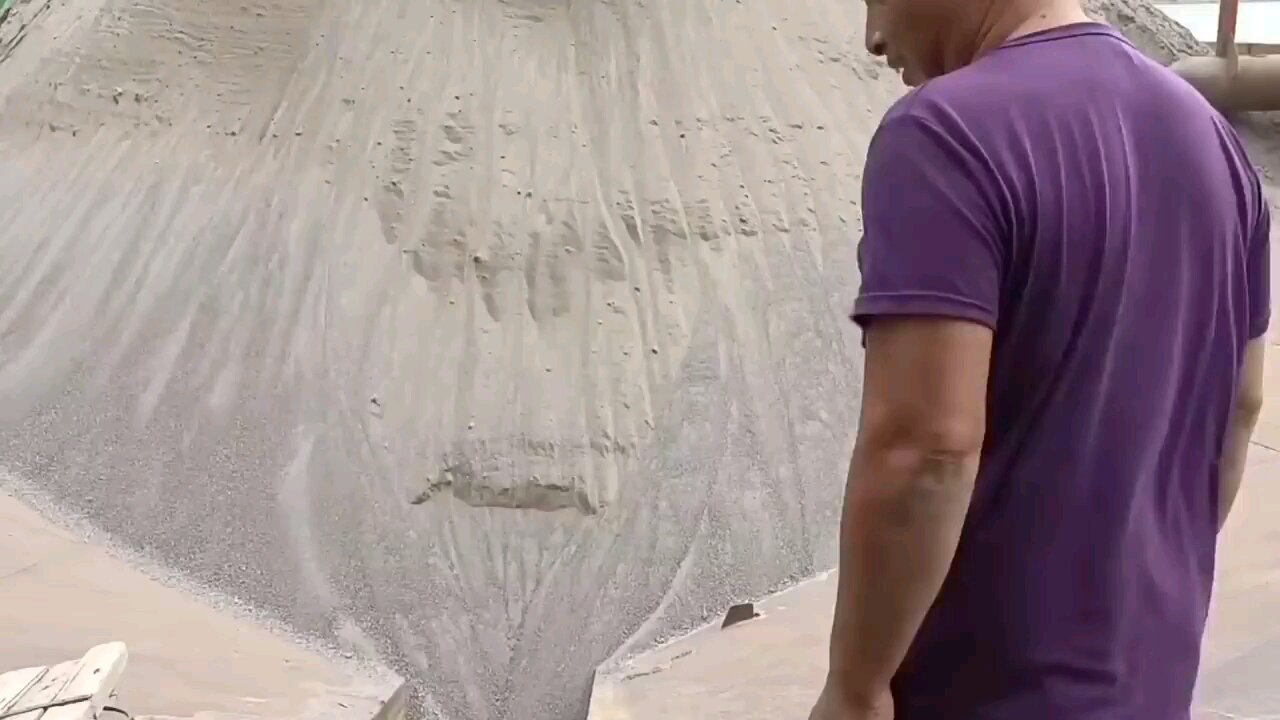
xmin=1171 ymin=55 xmax=1280 ymax=113
xmin=1166 ymin=0 xmax=1280 ymax=114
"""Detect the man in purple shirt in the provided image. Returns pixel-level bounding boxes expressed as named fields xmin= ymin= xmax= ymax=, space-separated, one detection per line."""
xmin=809 ymin=0 xmax=1271 ymax=718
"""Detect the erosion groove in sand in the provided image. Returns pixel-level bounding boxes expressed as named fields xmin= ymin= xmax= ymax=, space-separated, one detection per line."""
xmin=405 ymin=435 xmax=638 ymax=515
xmin=0 ymin=1 xmax=1241 ymax=719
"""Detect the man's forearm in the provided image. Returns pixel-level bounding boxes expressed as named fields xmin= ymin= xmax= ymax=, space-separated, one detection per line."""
xmin=827 ymin=440 xmax=979 ymax=701
xmin=1218 ymin=411 xmax=1260 ymax=531
xmin=1219 ymin=337 xmax=1266 ymax=532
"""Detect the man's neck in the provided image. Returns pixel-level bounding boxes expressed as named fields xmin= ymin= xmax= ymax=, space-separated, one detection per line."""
xmin=977 ymin=0 xmax=1093 ymax=55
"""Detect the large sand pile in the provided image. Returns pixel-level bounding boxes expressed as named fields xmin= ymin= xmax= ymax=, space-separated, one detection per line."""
xmin=0 ymin=1 xmax=1269 ymax=718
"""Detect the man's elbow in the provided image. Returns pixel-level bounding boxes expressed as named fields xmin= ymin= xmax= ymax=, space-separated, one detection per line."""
xmin=1234 ymin=389 xmax=1264 ymax=430
xmin=1238 ymin=390 xmax=1264 ymax=419
xmin=919 ymin=419 xmax=985 ymax=459
xmin=852 ymin=414 xmax=982 ymax=528
xmin=858 ymin=411 xmax=985 ymax=472
xmin=1234 ymin=337 xmax=1267 ymax=425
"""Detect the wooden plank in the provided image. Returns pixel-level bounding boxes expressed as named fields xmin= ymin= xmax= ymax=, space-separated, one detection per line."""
xmin=369 ymin=682 xmax=409 ymax=720
xmin=3 ymin=659 xmax=80 ymax=720
xmin=0 ymin=667 xmax=47 ymax=715
xmin=42 ymin=643 xmax=128 ymax=720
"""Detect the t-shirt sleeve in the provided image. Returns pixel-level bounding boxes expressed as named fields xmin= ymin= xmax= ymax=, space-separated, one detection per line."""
xmin=853 ymin=113 xmax=1006 ymax=331
xmin=1247 ymin=181 xmax=1271 ymax=340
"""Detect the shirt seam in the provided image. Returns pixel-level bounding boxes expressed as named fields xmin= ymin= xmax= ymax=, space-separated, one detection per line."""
xmin=853 ymin=291 xmax=998 ymax=329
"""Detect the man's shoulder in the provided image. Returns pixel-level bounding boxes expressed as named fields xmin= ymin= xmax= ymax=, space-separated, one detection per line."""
xmin=871 ymin=80 xmax=994 ymax=168
xmin=875 ymin=61 xmax=1028 ymax=148
xmin=880 ymin=37 xmax=1045 ymax=121
xmin=877 ymin=27 xmax=1222 ymax=161
xmin=878 ymin=81 xmax=966 ymax=129
xmin=882 ymin=22 xmax=1192 ymax=134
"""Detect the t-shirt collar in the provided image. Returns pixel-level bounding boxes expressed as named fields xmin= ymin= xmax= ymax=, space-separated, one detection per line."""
xmin=999 ymin=21 xmax=1127 ymax=51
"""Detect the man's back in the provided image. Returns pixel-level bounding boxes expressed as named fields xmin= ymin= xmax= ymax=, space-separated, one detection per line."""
xmin=854 ymin=23 xmax=1270 ymax=720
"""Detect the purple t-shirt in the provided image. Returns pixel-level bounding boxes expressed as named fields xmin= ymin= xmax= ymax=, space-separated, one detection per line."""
xmin=855 ymin=23 xmax=1271 ymax=720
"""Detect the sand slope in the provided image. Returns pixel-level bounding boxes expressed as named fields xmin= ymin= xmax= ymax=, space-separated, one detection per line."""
xmin=0 ymin=1 xmax=1268 ymax=719
xmin=0 ymin=2 xmax=896 ymax=717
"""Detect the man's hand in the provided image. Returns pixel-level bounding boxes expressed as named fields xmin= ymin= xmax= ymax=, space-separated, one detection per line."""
xmin=808 ymin=681 xmax=893 ymax=720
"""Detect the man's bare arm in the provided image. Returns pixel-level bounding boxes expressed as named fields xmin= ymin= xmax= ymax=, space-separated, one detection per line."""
xmin=1219 ymin=336 xmax=1266 ymax=531
xmin=825 ymin=317 xmax=991 ymax=706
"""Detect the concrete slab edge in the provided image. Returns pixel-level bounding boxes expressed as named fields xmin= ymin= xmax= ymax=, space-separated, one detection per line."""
xmin=583 ymin=569 xmax=837 ymax=719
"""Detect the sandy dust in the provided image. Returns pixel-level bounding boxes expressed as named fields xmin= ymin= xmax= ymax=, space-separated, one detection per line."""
xmin=0 ymin=0 xmax=1275 ymax=718
xmin=0 ymin=488 xmax=400 ymax=719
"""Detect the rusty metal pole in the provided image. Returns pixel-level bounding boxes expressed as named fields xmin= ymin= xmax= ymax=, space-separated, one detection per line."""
xmin=1216 ymin=0 xmax=1240 ymax=59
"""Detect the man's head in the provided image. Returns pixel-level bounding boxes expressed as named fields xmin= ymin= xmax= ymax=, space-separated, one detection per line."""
xmin=864 ymin=0 xmax=1088 ymax=86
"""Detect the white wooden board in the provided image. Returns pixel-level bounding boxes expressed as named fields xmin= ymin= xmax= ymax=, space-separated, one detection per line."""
xmin=0 ymin=643 xmax=127 ymax=720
